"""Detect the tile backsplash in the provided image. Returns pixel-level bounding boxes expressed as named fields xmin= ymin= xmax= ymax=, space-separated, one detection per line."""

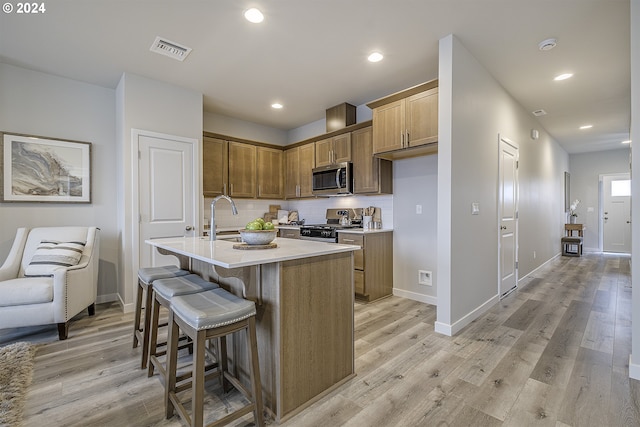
xmin=205 ymin=195 xmax=393 ymax=230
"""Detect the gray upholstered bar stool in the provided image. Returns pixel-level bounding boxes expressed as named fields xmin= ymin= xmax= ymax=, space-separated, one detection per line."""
xmin=134 ymin=265 xmax=190 ymax=369
xmin=147 ymin=274 xmax=221 ymax=380
xmin=165 ymin=289 xmax=264 ymax=427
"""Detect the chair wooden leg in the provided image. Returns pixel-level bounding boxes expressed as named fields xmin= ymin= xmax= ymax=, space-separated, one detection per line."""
xmin=133 ymin=281 xmax=144 ymax=348
xmin=140 ymin=285 xmax=154 ymax=369
xmin=148 ymin=296 xmax=162 ymax=377
xmin=247 ymin=317 xmax=264 ymax=427
xmin=192 ymin=331 xmax=206 ymax=427
xmin=57 ymin=322 xmax=69 ymax=340
xmin=87 ymin=303 xmax=96 ymax=316
xmin=165 ymin=311 xmax=179 ymax=420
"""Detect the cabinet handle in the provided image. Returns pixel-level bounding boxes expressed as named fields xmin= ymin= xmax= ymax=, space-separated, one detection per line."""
xmin=406 ymin=130 xmax=409 ymax=146
xmin=223 ymin=183 xmax=227 ymax=195
xmin=400 ymin=132 xmax=404 ymax=147
xmin=296 ymin=184 xmax=300 ymax=198
xmin=342 ymin=238 xmax=355 ymax=242
xmin=258 ymin=184 xmax=261 ymax=197
xmin=230 ymin=183 xmax=233 ymax=194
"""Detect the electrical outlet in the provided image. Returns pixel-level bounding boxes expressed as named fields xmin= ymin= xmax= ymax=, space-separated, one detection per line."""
xmin=533 ymin=251 xmax=536 ymax=259
xmin=416 ymin=204 xmax=422 ymax=214
xmin=418 ymin=270 xmax=432 ymax=286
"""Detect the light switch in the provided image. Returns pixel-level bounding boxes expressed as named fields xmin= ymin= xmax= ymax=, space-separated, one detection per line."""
xmin=472 ymin=202 xmax=480 ymax=215
xmin=587 ymin=207 xmax=594 ymax=213
xmin=416 ymin=204 xmax=422 ymax=214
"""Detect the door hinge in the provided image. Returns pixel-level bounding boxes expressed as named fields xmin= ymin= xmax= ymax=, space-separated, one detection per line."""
xmin=139 ymin=214 xmax=142 ymax=223
xmin=515 ymin=261 xmax=518 ymax=269
xmin=516 ymin=160 xmax=519 ymax=169
xmin=138 ymin=150 xmax=141 ymax=159
xmin=516 ymin=211 xmax=519 ymax=219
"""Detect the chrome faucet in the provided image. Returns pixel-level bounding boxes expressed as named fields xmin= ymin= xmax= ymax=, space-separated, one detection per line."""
xmin=210 ymin=195 xmax=238 ymax=241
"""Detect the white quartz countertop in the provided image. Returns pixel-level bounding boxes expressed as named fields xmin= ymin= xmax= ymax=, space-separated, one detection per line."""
xmin=337 ymin=228 xmax=393 ymax=235
xmin=146 ymin=236 xmax=359 ymax=269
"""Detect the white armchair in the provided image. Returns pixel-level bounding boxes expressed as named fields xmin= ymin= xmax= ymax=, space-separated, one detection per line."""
xmin=0 ymin=227 xmax=100 ymax=340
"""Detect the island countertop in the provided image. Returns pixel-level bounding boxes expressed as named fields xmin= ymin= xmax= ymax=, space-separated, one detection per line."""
xmin=146 ymin=236 xmax=359 ymax=269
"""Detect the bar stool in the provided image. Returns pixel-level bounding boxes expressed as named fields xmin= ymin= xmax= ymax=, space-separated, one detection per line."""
xmin=147 ymin=274 xmax=220 ymax=380
xmin=134 ymin=265 xmax=190 ymax=369
xmin=165 ymin=289 xmax=264 ymax=427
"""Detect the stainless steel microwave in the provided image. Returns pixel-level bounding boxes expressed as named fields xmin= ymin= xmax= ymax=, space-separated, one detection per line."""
xmin=312 ymin=162 xmax=353 ymax=196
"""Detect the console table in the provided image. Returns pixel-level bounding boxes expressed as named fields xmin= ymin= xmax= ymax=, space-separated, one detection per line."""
xmin=562 ymin=224 xmax=584 ymax=256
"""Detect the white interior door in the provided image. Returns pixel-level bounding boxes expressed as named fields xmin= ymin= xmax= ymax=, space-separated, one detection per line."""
xmin=499 ymin=136 xmax=519 ymax=297
xmin=138 ymin=132 xmax=198 ymax=268
xmin=603 ymin=173 xmax=631 ymax=253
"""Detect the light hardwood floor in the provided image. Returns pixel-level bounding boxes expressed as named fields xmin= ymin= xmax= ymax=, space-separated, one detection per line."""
xmin=1 ymin=252 xmax=639 ymax=426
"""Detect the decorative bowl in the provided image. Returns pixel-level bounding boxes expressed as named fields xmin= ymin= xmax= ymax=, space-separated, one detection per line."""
xmin=238 ymin=229 xmax=278 ymax=245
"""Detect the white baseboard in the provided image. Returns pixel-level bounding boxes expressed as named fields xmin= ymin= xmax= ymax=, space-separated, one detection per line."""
xmin=518 ymin=254 xmax=560 ymax=289
xmin=434 ymin=294 xmax=499 ymax=337
xmin=629 ymin=355 xmax=640 ymax=380
xmin=392 ymin=288 xmax=437 ymax=305
xmin=117 ymin=294 xmax=135 ymax=314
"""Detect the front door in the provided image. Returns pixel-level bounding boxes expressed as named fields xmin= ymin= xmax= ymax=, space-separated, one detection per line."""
xmin=603 ymin=173 xmax=631 ymax=253
xmin=498 ymin=136 xmax=519 ymax=297
xmin=137 ymin=131 xmax=198 ymax=268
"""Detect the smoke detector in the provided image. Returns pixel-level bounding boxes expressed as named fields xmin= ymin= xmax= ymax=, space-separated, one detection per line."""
xmin=538 ymin=38 xmax=557 ymax=51
xmin=150 ymin=37 xmax=192 ymax=61
xmin=532 ymin=109 xmax=547 ymax=117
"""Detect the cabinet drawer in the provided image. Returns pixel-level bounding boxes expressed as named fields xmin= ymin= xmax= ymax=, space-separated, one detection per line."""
xmin=338 ymin=234 xmax=364 ymax=270
xmin=354 ymin=270 xmax=365 ymax=295
xmin=279 ymin=229 xmax=300 ymax=239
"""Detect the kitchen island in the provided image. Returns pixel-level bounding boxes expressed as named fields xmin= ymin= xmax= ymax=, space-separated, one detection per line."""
xmin=146 ymin=236 xmax=359 ymax=423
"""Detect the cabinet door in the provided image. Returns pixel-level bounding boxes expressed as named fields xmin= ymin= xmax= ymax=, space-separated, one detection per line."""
xmin=284 ymin=147 xmax=299 ymax=199
xmin=406 ymin=88 xmax=438 ymax=147
xmin=203 ymin=137 xmax=228 ymax=197
xmin=228 ymin=142 xmax=256 ymax=198
xmin=332 ymin=133 xmax=352 ymax=163
xmin=257 ymin=147 xmax=283 ymax=199
xmin=298 ymin=143 xmax=315 ymax=197
xmin=315 ymin=138 xmax=333 ymax=167
xmin=372 ymin=99 xmax=405 ymax=154
xmin=352 ymin=127 xmax=378 ymax=194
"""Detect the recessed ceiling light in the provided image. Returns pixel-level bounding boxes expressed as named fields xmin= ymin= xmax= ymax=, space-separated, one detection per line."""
xmin=367 ymin=52 xmax=384 ymax=63
xmin=579 ymin=124 xmax=593 ymax=130
xmin=622 ymin=140 xmax=631 ymax=144
xmin=244 ymin=8 xmax=264 ymax=23
xmin=554 ymin=73 xmax=573 ymax=81
xmin=538 ymin=38 xmax=557 ymax=51
xmin=271 ymin=103 xmax=283 ymax=109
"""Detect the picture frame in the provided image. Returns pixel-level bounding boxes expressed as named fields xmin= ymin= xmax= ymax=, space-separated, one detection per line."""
xmin=1 ymin=132 xmax=92 ymax=203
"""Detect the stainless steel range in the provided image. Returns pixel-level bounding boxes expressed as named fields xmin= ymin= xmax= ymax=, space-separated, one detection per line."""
xmin=299 ymin=208 xmax=362 ymax=242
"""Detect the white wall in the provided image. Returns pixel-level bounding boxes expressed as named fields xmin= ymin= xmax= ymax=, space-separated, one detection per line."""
xmin=392 ymin=155 xmax=438 ymax=304
xmin=116 ymin=72 xmax=202 ymax=311
xmin=0 ymin=62 xmax=119 ymax=302
xmin=569 ymin=148 xmax=630 ymax=251
xmin=629 ymin=0 xmax=640 ymax=380
xmin=204 ymin=111 xmax=287 ymax=146
xmin=436 ymin=35 xmax=569 ymax=335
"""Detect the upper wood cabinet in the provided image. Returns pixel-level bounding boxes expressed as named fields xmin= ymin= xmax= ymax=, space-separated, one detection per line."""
xmin=315 ymin=133 xmax=351 ymax=167
xmin=203 ymin=136 xmax=228 ymax=197
xmin=352 ymin=126 xmax=392 ymax=194
xmin=228 ymin=142 xmax=257 ymax=198
xmin=257 ymin=146 xmax=283 ymax=199
xmin=285 ymin=143 xmax=315 ymax=199
xmin=369 ymin=80 xmax=438 ymax=159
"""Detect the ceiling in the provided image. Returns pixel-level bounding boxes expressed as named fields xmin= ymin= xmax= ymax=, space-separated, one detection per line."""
xmin=0 ymin=1 xmax=630 ymax=153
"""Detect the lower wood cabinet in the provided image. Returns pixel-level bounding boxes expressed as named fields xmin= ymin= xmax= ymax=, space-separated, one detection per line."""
xmin=338 ymin=231 xmax=393 ymax=302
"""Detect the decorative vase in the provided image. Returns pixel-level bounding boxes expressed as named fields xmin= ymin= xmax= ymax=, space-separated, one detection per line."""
xmin=570 ymin=215 xmax=576 ymax=224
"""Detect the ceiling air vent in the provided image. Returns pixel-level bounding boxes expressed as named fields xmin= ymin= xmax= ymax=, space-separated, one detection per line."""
xmin=150 ymin=36 xmax=192 ymax=62
xmin=532 ymin=109 xmax=547 ymax=117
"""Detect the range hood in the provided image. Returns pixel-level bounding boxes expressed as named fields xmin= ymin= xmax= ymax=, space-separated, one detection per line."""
xmin=326 ymin=103 xmax=356 ymax=132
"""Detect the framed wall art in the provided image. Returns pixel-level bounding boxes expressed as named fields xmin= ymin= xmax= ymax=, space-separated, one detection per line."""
xmin=1 ymin=132 xmax=92 ymax=203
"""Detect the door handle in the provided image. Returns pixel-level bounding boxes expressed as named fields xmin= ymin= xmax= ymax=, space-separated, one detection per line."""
xmin=185 ymin=226 xmax=194 ymax=231
xmin=604 ymin=217 xmax=608 ymax=220
xmin=627 ymin=220 xmax=631 ymax=224
xmin=500 ymin=226 xmax=507 ymax=230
